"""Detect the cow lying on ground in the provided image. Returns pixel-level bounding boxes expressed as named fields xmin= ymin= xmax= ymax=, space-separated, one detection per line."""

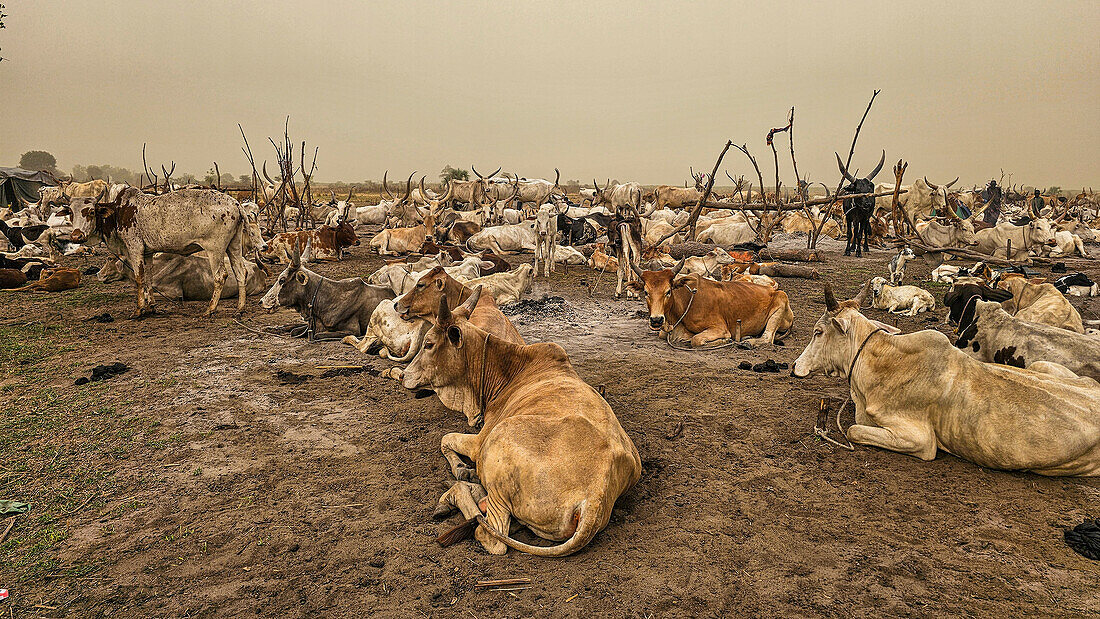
xmin=997 ymin=277 xmax=1084 ymax=333
xmin=99 ymin=254 xmax=268 ymax=300
xmin=343 ymin=299 xmax=429 ymax=363
xmin=401 ymin=293 xmax=641 ymax=556
xmin=629 ymin=260 xmax=794 ymax=347
xmin=69 ymin=188 xmax=266 ymax=316
xmin=793 ymin=286 xmax=1100 ymax=476
xmin=869 ymin=277 xmax=935 ymax=316
xmin=369 ymin=211 xmax=436 ymax=256
xmin=955 ymin=300 xmax=1100 ymax=381
xmin=12 ymin=267 xmax=81 ymax=292
xmin=261 ymin=220 xmax=359 ymax=263
xmin=0 ymin=268 xmax=28 ymax=289
xmin=942 ymin=281 xmax=1013 ymax=324
xmin=464 ymin=264 xmax=533 ymax=306
xmin=260 ymin=251 xmax=394 ymax=339
xmin=465 ymin=221 xmax=538 ymax=254
xmin=973 ymin=219 xmax=1057 ymax=259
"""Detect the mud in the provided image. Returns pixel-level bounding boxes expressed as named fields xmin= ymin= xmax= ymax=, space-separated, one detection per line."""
xmin=2 ymin=226 xmax=1099 ymax=617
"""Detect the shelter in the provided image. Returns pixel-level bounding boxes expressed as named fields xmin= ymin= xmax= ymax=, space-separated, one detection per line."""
xmin=0 ymin=167 xmax=59 ymax=210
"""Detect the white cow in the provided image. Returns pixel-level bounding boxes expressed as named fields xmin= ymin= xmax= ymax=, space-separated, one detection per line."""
xmin=464 ymin=264 xmax=533 ymax=306
xmin=466 ymin=221 xmax=538 ymax=254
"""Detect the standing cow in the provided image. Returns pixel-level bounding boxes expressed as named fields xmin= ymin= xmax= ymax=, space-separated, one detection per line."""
xmin=836 ymin=151 xmax=886 ymax=257
xmin=69 ymin=187 xmax=265 ymax=316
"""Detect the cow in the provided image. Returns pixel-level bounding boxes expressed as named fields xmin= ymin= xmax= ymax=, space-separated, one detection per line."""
xmin=369 ymin=210 xmax=436 ymax=256
xmin=996 ymin=277 xmax=1084 ymax=333
xmin=260 ymin=250 xmax=394 ymax=339
xmin=591 ymin=180 xmax=643 ymax=217
xmin=262 ymin=220 xmax=359 ymax=263
xmin=464 ymin=264 xmax=533 ymax=306
xmin=68 ymin=187 xmax=265 ymax=316
xmin=696 ymin=220 xmax=758 ymax=246
xmin=973 ymin=219 xmax=1057 ymax=259
xmin=379 ymin=172 xmax=422 ymax=228
xmin=640 ymin=218 xmax=683 ymax=248
xmin=555 ymin=213 xmax=606 ymax=246
xmin=629 ymin=260 xmax=794 ymax=347
xmin=877 ymin=177 xmax=956 ymax=225
xmin=11 ymin=267 xmax=81 ymax=292
xmin=650 ymin=175 xmax=704 ymax=213
xmin=98 ymin=253 xmax=267 ymax=300
xmin=606 ymin=215 xmax=644 ymax=298
xmin=355 ymin=203 xmax=389 ymax=226
xmin=587 ymin=244 xmax=618 ymax=272
xmin=836 ymin=151 xmax=886 ymax=256
xmin=913 ymin=216 xmax=977 ymax=252
xmin=780 ymin=211 xmax=843 ymax=239
xmin=395 ymin=268 xmax=524 ymax=352
xmin=507 ymin=169 xmax=566 ymax=208
xmin=465 ymin=221 xmax=538 ymax=254
xmin=532 ymin=208 xmax=559 ymax=277
xmin=61 ymin=179 xmax=109 ymax=199
xmin=468 ymin=166 xmax=503 ymax=208
xmin=367 ymin=255 xmax=490 ymax=295
xmin=868 ymin=277 xmax=935 ymax=316
xmin=1048 ymin=230 xmax=1089 ymax=257
xmin=792 ymin=286 xmax=1100 ymax=476
xmin=0 ymin=219 xmax=49 ymax=251
xmin=955 ymin=300 xmax=1100 ymax=381
xmin=343 ymin=299 xmax=429 ymax=363
xmin=400 ymin=291 xmax=641 ymax=556
xmin=0 ymin=268 xmax=28 ymax=289
xmin=942 ymin=281 xmax=1013 ymax=325
xmin=434 ymin=212 xmax=481 ymax=245
xmin=554 ymin=245 xmax=587 ymax=265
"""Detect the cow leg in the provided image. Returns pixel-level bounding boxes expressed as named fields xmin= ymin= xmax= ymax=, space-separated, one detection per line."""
xmin=746 ymin=299 xmax=794 ymax=347
xmin=204 ymin=250 xmax=230 ymax=316
xmin=432 ymin=479 xmax=486 ymax=519
xmin=436 ymin=482 xmax=510 ymax=555
xmin=690 ymin=326 xmax=731 ymax=347
xmin=226 ymin=239 xmax=248 ymax=314
xmin=847 ymin=421 xmax=937 ymax=461
xmin=441 ymin=432 xmax=481 ymax=483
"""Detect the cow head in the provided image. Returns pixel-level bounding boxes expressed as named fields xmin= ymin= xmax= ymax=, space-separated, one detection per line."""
xmin=792 ymin=284 xmax=901 ymax=378
xmin=472 ymin=166 xmax=502 ymax=202
xmin=260 ymin=247 xmax=313 ymax=310
xmin=68 ymin=186 xmax=139 ymax=244
xmin=591 ymin=179 xmax=612 ymax=208
xmin=953 ymin=299 xmax=1005 ymax=352
xmin=401 ymin=288 xmax=485 ymax=423
xmin=1028 ymin=218 xmax=1057 ymax=247
xmin=628 ymin=259 xmax=687 ymax=330
xmin=334 ymin=219 xmax=359 ymax=248
xmin=395 ymin=266 xmax=461 ymax=322
xmin=836 ymin=151 xmax=886 ymax=197
xmin=923 ymin=176 xmax=959 ymax=216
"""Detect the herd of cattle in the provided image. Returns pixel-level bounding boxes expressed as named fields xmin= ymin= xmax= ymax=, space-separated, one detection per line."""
xmin=2 ymin=169 xmax=1099 ymax=556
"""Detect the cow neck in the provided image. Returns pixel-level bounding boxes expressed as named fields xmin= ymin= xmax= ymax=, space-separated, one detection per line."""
xmin=468 ymin=331 xmax=524 ymax=428
xmin=845 ymin=325 xmax=887 ymax=390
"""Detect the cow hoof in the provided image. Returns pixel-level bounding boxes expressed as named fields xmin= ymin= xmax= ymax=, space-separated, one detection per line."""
xmin=455 ymin=466 xmax=479 ymax=483
xmin=432 ymin=502 xmax=458 ymax=520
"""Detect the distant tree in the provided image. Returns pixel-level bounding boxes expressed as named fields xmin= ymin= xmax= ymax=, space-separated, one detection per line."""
xmin=19 ymin=150 xmax=57 ymax=174
xmin=1046 ymin=186 xmax=1062 ymax=196
xmin=238 ymin=174 xmax=251 ymax=185
xmin=440 ymin=165 xmax=469 ymax=183
xmin=85 ymin=164 xmax=105 ymax=180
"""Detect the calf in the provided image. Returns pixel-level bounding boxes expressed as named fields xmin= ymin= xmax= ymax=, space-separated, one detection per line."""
xmin=587 ymin=244 xmax=618 ymax=272
xmin=369 ymin=211 xmax=436 ymax=256
xmin=13 ymin=267 xmax=81 ymax=292
xmin=955 ymin=300 xmax=1100 ymax=381
xmin=260 ymin=251 xmax=394 ymax=339
xmin=0 ymin=268 xmax=28 ymax=289
xmin=869 ymin=277 xmax=935 ymax=316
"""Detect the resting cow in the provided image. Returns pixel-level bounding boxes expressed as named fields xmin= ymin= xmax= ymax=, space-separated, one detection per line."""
xmin=343 ymin=299 xmax=429 ymax=363
xmin=997 ymin=277 xmax=1084 ymax=333
xmin=261 ymin=221 xmax=359 ymax=263
xmin=955 ymin=300 xmax=1100 ymax=381
xmin=260 ymin=251 xmax=394 ymax=339
xmin=68 ymin=187 xmax=266 ymax=316
xmin=401 ymin=293 xmax=641 ymax=556
xmin=464 ymin=264 xmax=533 ymax=306
xmin=793 ymin=286 xmax=1100 ymax=476
xmin=98 ymin=254 xmax=268 ymax=300
xmin=629 ymin=260 xmax=793 ymax=347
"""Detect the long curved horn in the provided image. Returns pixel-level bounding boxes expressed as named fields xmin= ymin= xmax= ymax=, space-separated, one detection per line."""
xmin=262 ymin=161 xmax=275 ymax=185
xmin=419 ymin=176 xmax=429 ymax=202
xmin=456 ymin=285 xmax=482 ymax=317
xmin=382 ymin=171 xmax=394 ymax=199
xmin=924 ymin=176 xmax=939 ymax=190
xmin=867 ymin=150 xmax=886 ymax=181
xmin=472 ymin=166 xmax=484 ymax=179
xmin=438 ymin=178 xmax=454 ymax=202
xmin=945 ymin=176 xmax=959 ymax=189
xmin=593 ymin=179 xmax=600 ymax=194
xmin=487 ymin=167 xmax=501 ymax=179
xmin=553 ymin=168 xmax=560 ymax=188
xmin=630 ymin=262 xmax=644 ymax=279
xmin=671 ymin=258 xmax=686 ymax=277
xmin=329 ymin=189 xmax=336 ymax=203
xmin=835 ymin=153 xmax=856 ymax=183
xmin=401 ymin=172 xmax=415 ymax=202
xmin=824 ymin=283 xmax=839 ymax=312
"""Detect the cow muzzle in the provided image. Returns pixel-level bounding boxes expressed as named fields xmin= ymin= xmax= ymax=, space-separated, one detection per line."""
xmin=70 ymin=230 xmax=86 ymax=243
xmin=649 ymin=315 xmax=665 ymax=329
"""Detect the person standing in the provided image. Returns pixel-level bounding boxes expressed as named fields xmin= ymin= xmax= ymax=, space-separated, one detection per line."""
xmin=981 ymin=180 xmax=1002 ymax=226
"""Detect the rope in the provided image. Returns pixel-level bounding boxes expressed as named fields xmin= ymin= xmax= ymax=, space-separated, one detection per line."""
xmin=814 ymin=327 xmax=886 ymax=451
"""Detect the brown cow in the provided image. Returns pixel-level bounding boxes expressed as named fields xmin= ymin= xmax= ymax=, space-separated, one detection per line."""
xmin=261 ymin=220 xmax=359 ymax=263
xmin=629 ymin=260 xmax=794 ymax=347
xmin=369 ymin=211 xmax=436 ymax=256
xmin=13 ymin=267 xmax=81 ymax=292
xmin=401 ymin=294 xmax=641 ymax=556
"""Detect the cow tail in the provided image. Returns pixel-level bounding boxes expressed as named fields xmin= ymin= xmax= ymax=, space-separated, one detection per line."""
xmin=474 ymin=498 xmax=603 ymax=557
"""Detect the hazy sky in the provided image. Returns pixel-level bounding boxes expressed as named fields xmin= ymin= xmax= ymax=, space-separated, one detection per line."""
xmin=2 ymin=1 xmax=1097 ymax=188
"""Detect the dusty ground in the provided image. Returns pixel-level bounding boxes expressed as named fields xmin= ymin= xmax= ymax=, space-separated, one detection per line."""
xmin=2 ymin=226 xmax=1099 ymax=618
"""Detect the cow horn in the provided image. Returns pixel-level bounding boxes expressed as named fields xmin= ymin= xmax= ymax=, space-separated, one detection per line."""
xmin=630 ymin=262 xmax=644 ymax=279
xmin=553 ymin=168 xmax=561 ymax=188
xmin=867 ymin=150 xmax=886 ymax=181
xmin=437 ymin=293 xmax=452 ymax=324
xmin=456 ymin=285 xmax=482 ymax=318
xmin=851 ymin=280 xmax=872 ymax=307
xmin=401 ymin=172 xmax=415 ymax=202
xmin=835 ymin=153 xmax=856 ymax=183
xmin=593 ymin=179 xmax=600 ymax=194
xmin=381 ymin=171 xmax=394 ymax=199
xmin=419 ymin=176 xmax=429 ymax=202
xmin=329 ymin=189 xmax=336 ymax=203
xmin=262 ymin=161 xmax=275 ymax=185
xmin=924 ymin=176 xmax=939 ymax=190
xmin=824 ymin=283 xmax=839 ymax=312
xmin=438 ymin=178 xmax=454 ymax=202
xmin=945 ymin=176 xmax=959 ymax=189
xmin=472 ymin=166 xmax=484 ymax=180
xmin=671 ymin=258 xmax=686 ymax=277
xmin=488 ymin=167 xmax=501 ymax=179
xmin=347 ymin=187 xmax=353 ymax=203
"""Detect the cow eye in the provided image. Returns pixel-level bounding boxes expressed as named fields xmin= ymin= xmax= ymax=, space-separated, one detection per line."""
xmin=424 ymin=342 xmax=434 ymax=350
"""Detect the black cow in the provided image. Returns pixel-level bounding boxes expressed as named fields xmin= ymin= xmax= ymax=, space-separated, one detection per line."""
xmin=556 ymin=213 xmax=609 ymax=246
xmin=0 ymin=220 xmax=49 ymax=251
xmin=943 ymin=282 xmax=1013 ymax=326
xmin=836 ymin=151 xmax=886 ymax=257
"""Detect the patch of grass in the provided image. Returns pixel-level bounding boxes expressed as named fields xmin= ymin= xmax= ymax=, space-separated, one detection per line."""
xmin=59 ymin=288 xmax=131 ymax=308
xmin=0 ymin=323 xmax=74 ymax=376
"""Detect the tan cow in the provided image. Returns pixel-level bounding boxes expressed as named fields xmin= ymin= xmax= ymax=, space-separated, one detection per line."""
xmin=464 ymin=264 xmax=533 ymax=306
xmin=629 ymin=260 xmax=793 ymax=347
xmin=369 ymin=211 xmax=436 ymax=256
xmin=400 ymin=293 xmax=641 ymax=556
xmin=395 ymin=269 xmax=523 ymax=352
xmin=792 ymin=286 xmax=1100 ymax=476
xmin=997 ymin=277 xmax=1084 ymax=333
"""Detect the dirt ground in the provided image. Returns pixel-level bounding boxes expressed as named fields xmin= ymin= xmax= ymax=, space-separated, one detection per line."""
xmin=2 ymin=226 xmax=1099 ymax=618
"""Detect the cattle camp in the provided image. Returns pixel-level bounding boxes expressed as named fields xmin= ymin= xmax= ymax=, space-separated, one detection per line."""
xmin=2 ymin=3 xmax=1099 ymax=617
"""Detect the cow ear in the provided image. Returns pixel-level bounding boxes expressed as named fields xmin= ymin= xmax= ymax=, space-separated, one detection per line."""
xmin=447 ymin=325 xmax=462 ymax=347
xmin=296 ymin=271 xmax=308 ymax=285
xmin=434 ymin=277 xmax=445 ymax=290
xmin=830 ymin=316 xmax=850 ymax=333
